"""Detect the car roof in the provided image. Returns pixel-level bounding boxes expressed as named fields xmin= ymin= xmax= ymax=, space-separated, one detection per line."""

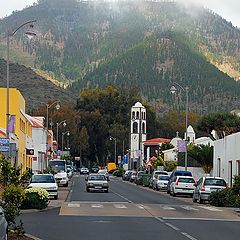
xmin=176 ymin=176 xmax=194 ymax=178
xmin=33 ymin=174 xmax=53 ymax=176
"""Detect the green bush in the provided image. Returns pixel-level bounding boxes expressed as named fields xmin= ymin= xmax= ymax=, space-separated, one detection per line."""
xmin=112 ymin=169 xmax=123 ymax=177
xmin=1 ymin=184 xmax=26 ymax=226
xmin=209 ymin=189 xmax=235 ymax=207
xmin=164 ymin=161 xmax=177 ymax=172
xmin=22 ymin=187 xmax=49 ymax=209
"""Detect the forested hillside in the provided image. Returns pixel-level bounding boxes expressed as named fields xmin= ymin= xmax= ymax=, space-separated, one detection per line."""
xmin=0 ymin=59 xmax=76 ymax=111
xmin=1 ymin=0 xmax=240 ymax=112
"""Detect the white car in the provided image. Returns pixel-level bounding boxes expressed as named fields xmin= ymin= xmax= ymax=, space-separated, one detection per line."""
xmin=54 ymin=171 xmax=69 ymax=187
xmin=170 ymin=176 xmax=195 ymax=197
xmin=98 ymin=169 xmax=109 ymax=181
xmin=80 ymin=167 xmax=89 ymax=175
xmin=153 ymin=174 xmax=170 ymax=191
xmin=86 ymin=174 xmax=109 ymax=192
xmin=28 ymin=174 xmax=58 ymax=199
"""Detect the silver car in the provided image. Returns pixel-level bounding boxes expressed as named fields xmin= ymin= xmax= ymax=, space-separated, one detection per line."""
xmin=193 ymin=177 xmax=227 ymax=203
xmin=86 ymin=174 xmax=109 ymax=193
xmin=0 ymin=207 xmax=8 ymax=240
xmin=152 ymin=175 xmax=170 ymax=191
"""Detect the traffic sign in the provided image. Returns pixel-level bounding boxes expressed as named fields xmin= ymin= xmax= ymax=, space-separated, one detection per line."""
xmin=0 ymin=138 xmax=9 ymax=145
xmin=0 ymin=146 xmax=10 ymax=152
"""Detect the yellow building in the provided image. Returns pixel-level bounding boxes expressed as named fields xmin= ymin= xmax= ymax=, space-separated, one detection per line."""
xmin=0 ymin=88 xmax=33 ymax=170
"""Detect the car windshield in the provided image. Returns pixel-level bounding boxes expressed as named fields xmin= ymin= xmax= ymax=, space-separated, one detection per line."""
xmin=158 ymin=175 xmax=170 ymax=180
xmin=89 ymin=175 xmax=106 ymax=181
xmin=204 ymin=179 xmax=226 ymax=186
xmin=155 ymin=171 xmax=168 ymax=176
xmin=31 ymin=175 xmax=55 ymax=183
xmin=175 ymin=172 xmax=192 ymax=177
xmin=178 ymin=178 xmax=195 ymax=183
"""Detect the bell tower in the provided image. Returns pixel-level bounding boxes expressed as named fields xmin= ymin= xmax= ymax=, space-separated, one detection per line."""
xmin=130 ymin=102 xmax=146 ymax=169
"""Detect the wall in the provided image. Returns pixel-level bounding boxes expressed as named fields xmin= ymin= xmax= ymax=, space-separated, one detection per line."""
xmin=213 ymin=132 xmax=240 ymax=186
xmin=177 ymin=166 xmax=206 ymax=181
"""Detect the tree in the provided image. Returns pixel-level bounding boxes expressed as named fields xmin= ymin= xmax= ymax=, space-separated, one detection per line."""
xmin=188 ymin=144 xmax=213 ymax=173
xmin=79 ymin=127 xmax=90 ymax=165
xmin=197 ymin=112 xmax=240 ymax=138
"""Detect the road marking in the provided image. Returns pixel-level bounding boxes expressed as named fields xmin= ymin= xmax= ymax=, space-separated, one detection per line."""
xmin=113 ymin=204 xmax=127 ymax=209
xmin=162 ymin=217 xmax=240 ymax=222
xmin=111 ymin=190 xmax=133 ymax=203
xmin=199 ymin=206 xmax=222 ymax=211
xmin=67 ymin=203 xmax=80 ymax=208
xmin=181 ymin=232 xmax=198 ymax=240
xmin=93 ymin=220 xmax=112 ymax=223
xmin=165 ymin=222 xmax=180 ymax=231
xmin=181 ymin=206 xmax=199 ymax=211
xmin=161 ymin=206 xmax=176 ymax=210
xmin=136 ymin=204 xmax=151 ymax=210
xmin=91 ymin=204 xmax=103 ymax=208
xmin=155 ymin=217 xmax=165 ymax=222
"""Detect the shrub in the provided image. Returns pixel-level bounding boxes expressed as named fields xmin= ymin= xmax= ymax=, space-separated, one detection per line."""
xmin=0 ymin=184 xmax=26 ymax=226
xmin=209 ymin=188 xmax=236 ymax=207
xmin=22 ymin=187 xmax=49 ymax=209
xmin=164 ymin=161 xmax=177 ymax=172
xmin=112 ymin=169 xmax=124 ymax=177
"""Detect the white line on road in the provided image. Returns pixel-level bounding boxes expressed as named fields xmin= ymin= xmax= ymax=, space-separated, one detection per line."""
xmin=111 ymin=190 xmax=133 ymax=203
xmin=181 ymin=232 xmax=198 ymax=240
xmin=181 ymin=206 xmax=199 ymax=211
xmin=154 ymin=217 xmax=165 ymax=223
xmin=199 ymin=206 xmax=222 ymax=212
xmin=91 ymin=204 xmax=103 ymax=208
xmin=161 ymin=206 xmax=176 ymax=210
xmin=113 ymin=204 xmax=127 ymax=209
xmin=165 ymin=222 xmax=180 ymax=231
xmin=162 ymin=217 xmax=240 ymax=222
xmin=67 ymin=203 xmax=80 ymax=208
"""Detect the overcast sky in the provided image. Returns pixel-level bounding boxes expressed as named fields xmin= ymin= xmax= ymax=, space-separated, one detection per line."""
xmin=1 ymin=0 xmax=240 ymax=27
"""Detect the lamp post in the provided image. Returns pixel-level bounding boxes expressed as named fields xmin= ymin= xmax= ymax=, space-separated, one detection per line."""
xmin=6 ymin=20 xmax=37 ymax=144
xmin=45 ymin=101 xmax=60 ymax=164
xmin=110 ymin=136 xmax=117 ymax=165
xmin=56 ymin=120 xmax=66 ymax=151
xmin=62 ymin=131 xmax=70 ymax=158
xmin=170 ymin=83 xmax=189 ymax=171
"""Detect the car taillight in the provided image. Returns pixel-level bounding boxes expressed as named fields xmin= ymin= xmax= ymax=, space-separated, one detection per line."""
xmin=226 ymin=183 xmax=228 ymax=189
xmin=175 ymin=179 xmax=179 ymax=186
xmin=201 ymin=184 xmax=205 ymax=191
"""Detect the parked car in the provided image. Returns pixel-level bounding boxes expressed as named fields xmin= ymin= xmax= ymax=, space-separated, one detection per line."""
xmin=170 ymin=176 xmax=195 ymax=197
xmin=67 ymin=165 xmax=73 ymax=178
xmin=149 ymin=170 xmax=168 ymax=188
xmin=152 ymin=174 xmax=170 ymax=191
xmin=0 ymin=206 xmax=8 ymax=240
xmin=28 ymin=174 xmax=58 ymax=199
xmin=193 ymin=177 xmax=228 ymax=203
xmin=91 ymin=166 xmax=99 ymax=173
xmin=135 ymin=171 xmax=145 ymax=185
xmin=80 ymin=167 xmax=89 ymax=175
xmin=130 ymin=172 xmax=137 ymax=182
xmin=167 ymin=170 xmax=192 ymax=193
xmin=98 ymin=169 xmax=110 ymax=181
xmin=122 ymin=170 xmax=131 ymax=180
xmin=85 ymin=174 xmax=109 ymax=193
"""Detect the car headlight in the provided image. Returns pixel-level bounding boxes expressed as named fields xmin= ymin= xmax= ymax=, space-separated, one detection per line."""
xmin=103 ymin=183 xmax=108 ymax=187
xmin=88 ymin=183 xmax=94 ymax=186
xmin=62 ymin=177 xmax=67 ymax=180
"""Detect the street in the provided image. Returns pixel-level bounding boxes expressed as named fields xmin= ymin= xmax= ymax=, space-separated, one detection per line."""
xmin=22 ymin=174 xmax=240 ymax=240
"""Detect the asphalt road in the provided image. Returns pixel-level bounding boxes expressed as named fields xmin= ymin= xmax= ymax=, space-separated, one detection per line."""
xmin=22 ymin=174 xmax=240 ymax=240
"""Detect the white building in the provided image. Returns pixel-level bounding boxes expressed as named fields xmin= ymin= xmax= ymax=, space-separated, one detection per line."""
xmin=213 ymin=132 xmax=240 ymax=187
xmin=130 ymin=102 xmax=146 ymax=169
xmin=26 ymin=115 xmax=47 ymax=173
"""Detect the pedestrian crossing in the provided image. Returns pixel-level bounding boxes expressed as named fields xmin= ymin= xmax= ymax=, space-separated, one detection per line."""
xmin=59 ymin=201 xmax=240 ymax=219
xmin=65 ymin=203 xmax=221 ymax=212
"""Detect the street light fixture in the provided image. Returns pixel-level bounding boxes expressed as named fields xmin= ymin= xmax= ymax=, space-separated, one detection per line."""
xmin=110 ymin=136 xmax=117 ymax=165
xmin=170 ymin=82 xmax=189 ymax=171
xmin=62 ymin=131 xmax=70 ymax=158
xmin=6 ymin=20 xmax=37 ymax=143
xmin=56 ymin=120 xmax=67 ymax=151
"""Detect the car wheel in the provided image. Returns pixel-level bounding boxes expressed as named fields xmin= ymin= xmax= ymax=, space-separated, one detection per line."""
xmin=86 ymin=188 xmax=90 ymax=192
xmin=105 ymin=189 xmax=108 ymax=193
xmin=64 ymin=182 xmax=68 ymax=187
xmin=199 ymin=196 xmax=203 ymax=204
xmin=4 ymin=229 xmax=8 ymax=240
xmin=54 ymin=195 xmax=58 ymax=200
xmin=156 ymin=186 xmax=159 ymax=191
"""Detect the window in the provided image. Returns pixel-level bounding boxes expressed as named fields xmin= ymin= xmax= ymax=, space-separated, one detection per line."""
xmin=136 ymin=111 xmax=139 ymax=119
xmin=132 ymin=111 xmax=135 ymax=119
xmin=133 ymin=122 xmax=138 ymax=133
xmin=217 ymin=158 xmax=221 ymax=177
xmin=229 ymin=161 xmax=233 ymax=187
xmin=142 ymin=122 xmax=145 ymax=133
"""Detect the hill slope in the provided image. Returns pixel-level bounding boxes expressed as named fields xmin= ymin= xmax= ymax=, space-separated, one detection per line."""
xmin=0 ymin=59 xmax=76 ymax=111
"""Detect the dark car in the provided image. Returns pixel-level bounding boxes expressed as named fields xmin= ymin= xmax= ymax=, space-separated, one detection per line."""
xmin=0 ymin=206 xmax=8 ymax=240
xmin=167 ymin=170 xmax=192 ymax=193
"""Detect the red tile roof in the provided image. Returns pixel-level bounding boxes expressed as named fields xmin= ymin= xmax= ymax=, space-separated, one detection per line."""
xmin=143 ymin=138 xmax=171 ymax=146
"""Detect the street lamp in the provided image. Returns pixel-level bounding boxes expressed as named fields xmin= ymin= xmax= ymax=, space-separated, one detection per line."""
xmin=170 ymin=82 xmax=189 ymax=171
xmin=110 ymin=136 xmax=117 ymax=165
xmin=62 ymin=131 xmax=70 ymax=158
xmin=56 ymin=120 xmax=67 ymax=150
xmin=45 ymin=101 xmax=60 ymax=164
xmin=6 ymin=20 xmax=37 ymax=142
